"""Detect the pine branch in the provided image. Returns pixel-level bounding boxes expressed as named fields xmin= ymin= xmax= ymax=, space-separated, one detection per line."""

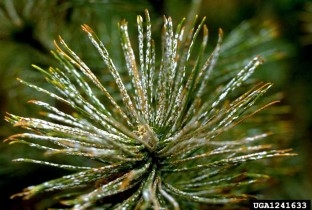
xmin=5 ymin=9 xmax=295 ymax=209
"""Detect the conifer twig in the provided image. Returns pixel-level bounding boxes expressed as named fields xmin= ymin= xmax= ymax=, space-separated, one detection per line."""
xmin=5 ymin=9 xmax=295 ymax=209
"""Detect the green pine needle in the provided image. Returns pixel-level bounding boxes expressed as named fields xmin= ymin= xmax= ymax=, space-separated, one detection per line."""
xmin=5 ymin=10 xmax=295 ymax=209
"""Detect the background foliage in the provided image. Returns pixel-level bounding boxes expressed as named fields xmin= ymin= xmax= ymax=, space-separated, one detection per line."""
xmin=0 ymin=0 xmax=311 ymax=209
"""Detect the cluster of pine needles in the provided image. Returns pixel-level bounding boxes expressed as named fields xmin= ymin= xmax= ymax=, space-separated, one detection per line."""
xmin=4 ymin=10 xmax=295 ymax=209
